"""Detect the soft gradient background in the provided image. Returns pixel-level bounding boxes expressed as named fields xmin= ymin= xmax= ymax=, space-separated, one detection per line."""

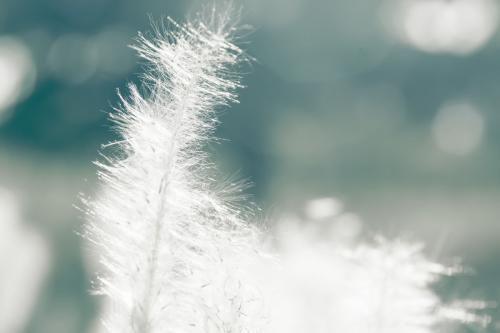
xmin=0 ymin=0 xmax=499 ymax=332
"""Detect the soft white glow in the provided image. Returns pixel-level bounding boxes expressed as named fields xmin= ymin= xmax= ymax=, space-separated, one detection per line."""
xmin=432 ymin=101 xmax=485 ymax=156
xmin=0 ymin=187 xmax=51 ymax=333
xmin=304 ymin=197 xmax=343 ymax=220
xmin=386 ymin=0 xmax=498 ymax=55
xmin=0 ymin=37 xmax=36 ymax=115
xmin=330 ymin=212 xmax=363 ymax=241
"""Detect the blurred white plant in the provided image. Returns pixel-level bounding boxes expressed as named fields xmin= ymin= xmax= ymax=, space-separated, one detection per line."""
xmin=0 ymin=187 xmax=51 ymax=333
xmin=84 ymin=8 xmax=267 ymax=333
xmin=262 ymin=199 xmax=489 ymax=333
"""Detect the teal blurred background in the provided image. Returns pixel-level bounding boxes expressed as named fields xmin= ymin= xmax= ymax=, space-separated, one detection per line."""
xmin=0 ymin=0 xmax=499 ymax=331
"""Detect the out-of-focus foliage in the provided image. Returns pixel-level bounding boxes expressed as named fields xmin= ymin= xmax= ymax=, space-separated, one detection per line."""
xmin=0 ymin=0 xmax=499 ymax=332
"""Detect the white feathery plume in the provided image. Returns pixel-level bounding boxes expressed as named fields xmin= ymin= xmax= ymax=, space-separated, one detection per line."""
xmin=84 ymin=9 xmax=266 ymax=333
xmin=83 ymin=9 xmax=490 ymax=333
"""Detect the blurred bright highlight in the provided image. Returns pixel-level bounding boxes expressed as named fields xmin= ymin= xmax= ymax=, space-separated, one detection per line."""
xmin=304 ymin=197 xmax=343 ymax=220
xmin=432 ymin=101 xmax=485 ymax=156
xmin=385 ymin=0 xmax=498 ymax=55
xmin=0 ymin=187 xmax=51 ymax=333
xmin=0 ymin=37 xmax=36 ymax=118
